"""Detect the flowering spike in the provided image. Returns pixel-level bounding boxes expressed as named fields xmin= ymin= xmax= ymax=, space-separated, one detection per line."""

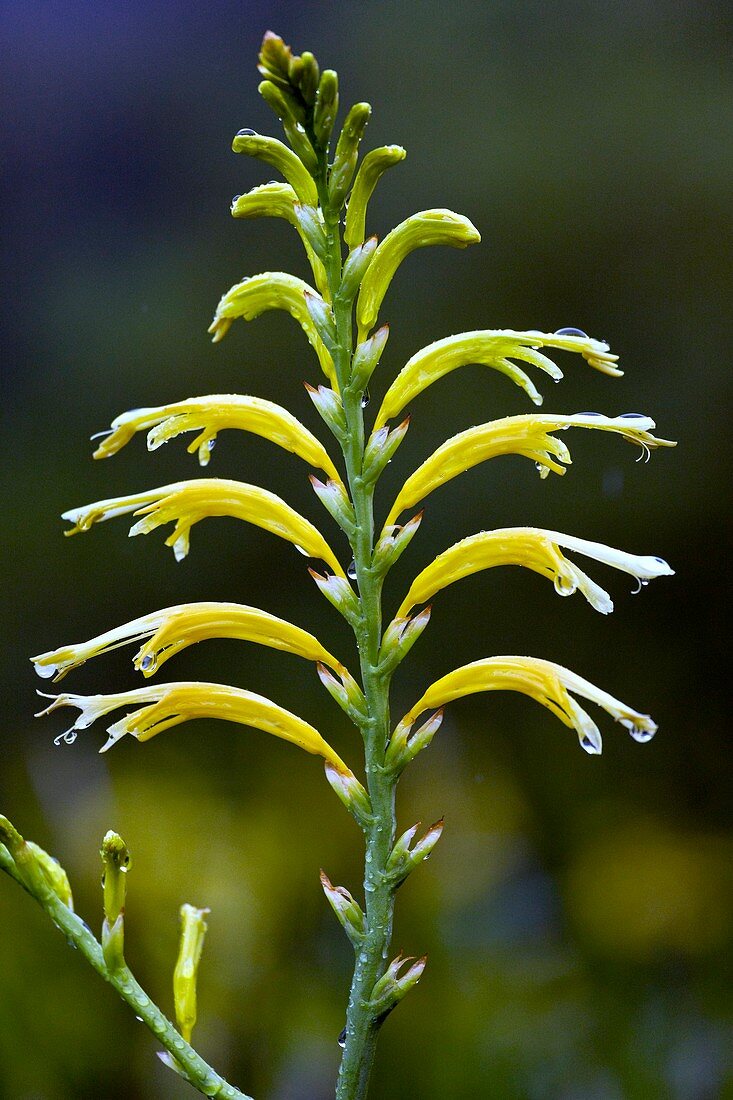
xmin=396 ymin=657 xmax=658 ymax=756
xmin=396 ymin=527 xmax=674 ymax=619
xmin=356 ymin=210 xmax=480 ymax=340
xmin=61 ymin=479 xmax=346 ymax=577
xmin=38 ymin=682 xmax=350 ymax=769
xmin=385 ymin=413 xmax=676 ymax=526
xmin=320 ymin=871 xmax=366 ymax=945
xmin=231 ymin=131 xmax=318 ymax=205
xmin=344 ymin=146 xmax=407 ymax=250
xmin=173 ymin=904 xmax=209 ymax=1043
xmin=92 ymin=394 xmax=342 ymax=482
xmin=32 ymin=602 xmax=354 ymax=684
xmin=208 ymin=272 xmax=337 ymax=388
xmin=374 ymin=329 xmax=622 ymax=431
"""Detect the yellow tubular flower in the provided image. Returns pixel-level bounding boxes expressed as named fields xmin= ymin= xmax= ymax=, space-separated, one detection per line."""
xmin=396 ymin=527 xmax=674 ymax=619
xmin=395 ymin=656 xmax=658 ymax=756
xmin=373 ymin=329 xmax=621 ymax=430
xmin=207 ymin=272 xmax=338 ymax=389
xmin=32 ymin=602 xmax=353 ymax=682
xmin=62 ymin=479 xmax=346 ymax=576
xmin=36 ymin=682 xmax=350 ymax=768
xmin=231 ymin=130 xmax=319 ymax=205
xmin=384 ymin=413 xmax=676 ymax=526
xmin=343 ymin=145 xmax=407 ymax=249
xmin=356 ymin=210 xmax=481 ymax=341
xmin=230 ymin=183 xmax=329 ymax=299
xmin=91 ymin=394 xmax=342 ymax=482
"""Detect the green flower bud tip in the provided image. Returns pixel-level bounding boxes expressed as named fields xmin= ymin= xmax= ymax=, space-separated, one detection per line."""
xmin=174 ymin=903 xmax=210 ymax=1043
xmin=324 ymin=762 xmax=373 ymax=825
xmin=320 ymin=870 xmax=366 ymax=943
xmin=309 ymin=475 xmax=356 ymax=535
xmin=100 ymin=830 xmax=130 ymax=925
xmin=27 ymin=842 xmax=74 ymax=910
xmin=371 ymin=953 xmax=428 ymax=1014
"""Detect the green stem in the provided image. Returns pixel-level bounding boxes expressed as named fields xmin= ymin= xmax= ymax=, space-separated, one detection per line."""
xmin=316 ymin=169 xmax=398 ymax=1100
xmin=0 ymin=848 xmax=249 ymax=1100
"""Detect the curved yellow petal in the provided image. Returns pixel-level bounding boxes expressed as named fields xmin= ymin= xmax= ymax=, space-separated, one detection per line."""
xmin=230 ymin=183 xmax=329 ymax=299
xmin=62 ymin=479 xmax=346 ymax=577
xmin=32 ymin=601 xmax=352 ymax=682
xmin=92 ymin=394 xmax=342 ymax=482
xmin=356 ymin=210 xmax=480 ymax=341
xmin=374 ymin=329 xmax=621 ymax=430
xmin=231 ymin=130 xmax=319 ymax=205
xmin=38 ymin=682 xmax=349 ymax=770
xmin=396 ymin=527 xmax=674 ymax=618
xmin=207 ymin=272 xmax=337 ymax=389
xmin=384 ymin=413 xmax=675 ymax=526
xmin=343 ymin=145 xmax=406 ymax=250
xmin=396 ymin=656 xmax=657 ymax=755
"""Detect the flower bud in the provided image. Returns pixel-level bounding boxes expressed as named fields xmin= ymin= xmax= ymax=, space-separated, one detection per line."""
xmin=385 ymin=819 xmax=444 ymax=886
xmin=173 ymin=903 xmax=209 ymax=1043
xmin=297 ymin=51 xmax=320 ymax=106
xmin=309 ymin=476 xmax=356 ymax=536
xmin=294 ymin=204 xmax=328 ymax=260
xmin=371 ymin=511 xmax=423 ymax=577
xmin=258 ymin=77 xmax=305 ymax=125
xmin=351 ymin=324 xmax=389 ymax=390
xmin=385 ymin=708 xmax=444 ymax=773
xmin=304 ymin=382 xmax=347 ymax=438
xmin=378 ymin=605 xmax=431 ymax=673
xmin=362 ymin=417 xmax=410 ymax=485
xmin=320 ymin=870 xmax=366 ymax=945
xmin=304 ymin=290 xmax=338 ymax=349
xmin=324 ymin=762 xmax=373 ymax=827
xmin=313 ymin=69 xmax=339 ymax=148
xmin=317 ymin=662 xmax=367 ymax=723
xmin=370 ymin=953 xmax=427 ymax=1016
xmin=344 ymin=146 xmax=407 ymax=249
xmin=27 ymin=842 xmax=74 ymax=910
xmin=309 ymin=568 xmax=362 ymax=626
xmin=338 ymin=237 xmax=378 ymax=300
xmin=328 ymin=103 xmax=372 ymax=208
xmin=231 ymin=132 xmax=318 ymax=206
xmin=100 ymin=830 xmax=130 ymax=971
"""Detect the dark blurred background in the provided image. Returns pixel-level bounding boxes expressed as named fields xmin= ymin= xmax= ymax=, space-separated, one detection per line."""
xmin=1 ymin=2 xmax=731 ymax=1097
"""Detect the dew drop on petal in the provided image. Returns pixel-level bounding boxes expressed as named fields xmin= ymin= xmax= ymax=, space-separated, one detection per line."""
xmin=237 ymin=128 xmax=257 ymax=136
xmin=555 ymin=327 xmax=588 ymax=338
xmin=361 ymin=388 xmax=370 ymax=409
xmin=293 ymin=544 xmax=310 ymax=557
xmin=337 ymin=1026 xmax=347 ymax=1049
xmin=619 ymin=412 xmax=647 ymax=419
xmin=578 ymin=411 xmax=603 ymax=418
xmin=232 ymin=195 xmax=242 ymax=204
xmin=54 ymin=729 xmax=78 ymax=747
xmin=207 ymin=437 xmax=216 ymax=451
xmin=580 ymin=734 xmax=599 ymax=754
xmin=347 ymin=559 xmax=358 ymax=580
xmin=140 ymin=654 xmax=156 ymax=672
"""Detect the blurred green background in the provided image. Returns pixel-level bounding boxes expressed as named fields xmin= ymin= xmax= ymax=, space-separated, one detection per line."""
xmin=2 ymin=1 xmax=731 ymax=1097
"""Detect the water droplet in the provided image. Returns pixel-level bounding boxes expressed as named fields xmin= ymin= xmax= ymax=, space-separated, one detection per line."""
xmin=630 ymin=577 xmax=649 ymax=595
xmin=365 ymin=851 xmax=372 ymax=863
xmin=232 ymin=194 xmax=242 ymax=204
xmin=361 ymin=388 xmax=370 ymax=409
xmin=140 ymin=654 xmax=156 ymax=672
xmin=580 ymin=734 xmax=599 ymax=754
xmin=555 ymin=327 xmax=588 ymax=338
xmin=207 ymin=437 xmax=216 ymax=451
xmin=293 ymin=544 xmax=310 ymax=556
xmin=619 ymin=412 xmax=646 ymax=419
xmin=135 ymin=1015 xmax=143 ymax=1022
xmin=337 ymin=1026 xmax=347 ymax=1049
xmin=237 ymin=128 xmax=257 ymax=136
xmin=630 ymin=725 xmax=655 ymax=743
xmin=347 ymin=559 xmax=358 ymax=580
xmin=578 ymin=411 xmax=603 ymax=417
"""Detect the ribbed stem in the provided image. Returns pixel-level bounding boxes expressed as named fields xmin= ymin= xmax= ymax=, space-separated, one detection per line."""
xmin=316 ymin=169 xmax=398 ymax=1100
